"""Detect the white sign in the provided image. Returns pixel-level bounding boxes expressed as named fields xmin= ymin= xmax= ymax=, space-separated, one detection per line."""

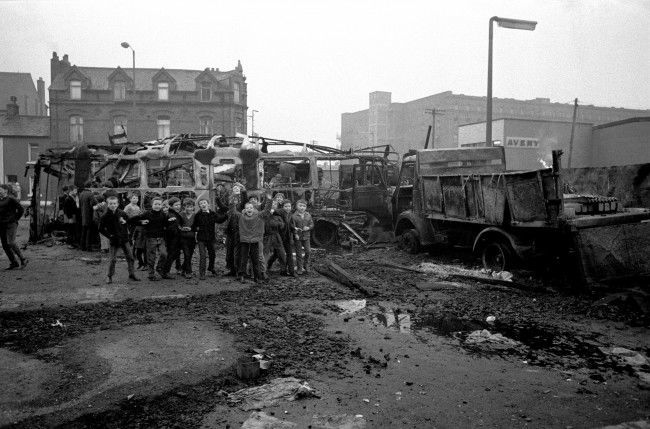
xmin=506 ymin=136 xmax=539 ymax=149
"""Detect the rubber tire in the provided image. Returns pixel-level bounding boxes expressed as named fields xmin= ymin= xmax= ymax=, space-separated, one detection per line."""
xmin=400 ymin=229 xmax=420 ymax=254
xmin=481 ymin=240 xmax=514 ymax=272
xmin=312 ymin=219 xmax=338 ymax=248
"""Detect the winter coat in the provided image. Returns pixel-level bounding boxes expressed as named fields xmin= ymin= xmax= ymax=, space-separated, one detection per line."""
xmin=78 ymin=189 xmax=95 ymax=226
xmin=99 ymin=208 xmax=130 ymax=245
xmin=128 ymin=209 xmax=169 ymax=239
xmin=239 ymin=198 xmax=273 ymax=244
xmin=192 ymin=209 xmax=227 ymax=242
xmin=291 ymin=211 xmax=314 ymax=241
xmin=178 ymin=212 xmax=195 ymax=240
xmin=0 ymin=196 xmax=24 ymax=224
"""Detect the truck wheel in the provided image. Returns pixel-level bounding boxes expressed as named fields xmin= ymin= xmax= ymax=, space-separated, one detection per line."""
xmin=312 ymin=219 xmax=338 ymax=248
xmin=399 ymin=229 xmax=420 ymax=254
xmin=481 ymin=240 xmax=514 ymax=272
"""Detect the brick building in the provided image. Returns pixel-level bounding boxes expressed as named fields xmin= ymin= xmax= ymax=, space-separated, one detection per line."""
xmin=49 ymin=52 xmax=248 ymax=146
xmin=341 ymin=91 xmax=650 ymax=155
xmin=0 ymin=97 xmax=50 ymax=200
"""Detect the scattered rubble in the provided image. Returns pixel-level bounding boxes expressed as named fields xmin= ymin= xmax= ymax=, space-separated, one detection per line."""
xmin=464 ymin=329 xmax=522 ymax=350
xmin=227 ymin=377 xmax=318 ymax=411
xmin=241 ymin=411 xmax=297 ymax=429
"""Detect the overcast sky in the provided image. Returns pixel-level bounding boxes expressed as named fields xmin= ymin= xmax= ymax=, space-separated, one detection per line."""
xmin=1 ymin=0 xmax=648 ymax=147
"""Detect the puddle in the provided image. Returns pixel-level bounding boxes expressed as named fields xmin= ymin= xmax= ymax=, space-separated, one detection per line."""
xmin=411 ymin=311 xmax=613 ymax=371
xmin=371 ymin=307 xmax=412 ymax=333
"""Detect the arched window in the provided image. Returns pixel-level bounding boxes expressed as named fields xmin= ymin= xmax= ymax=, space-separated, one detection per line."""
xmin=157 ymin=116 xmax=170 ymax=139
xmin=113 ymin=115 xmax=128 ymax=134
xmin=70 ymin=115 xmax=83 ymax=143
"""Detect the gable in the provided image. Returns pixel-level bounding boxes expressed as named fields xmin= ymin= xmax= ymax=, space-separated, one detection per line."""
xmin=63 ymin=66 xmax=91 ymax=89
xmin=151 ymin=68 xmax=177 ymax=91
xmin=107 ymin=67 xmax=133 ymax=86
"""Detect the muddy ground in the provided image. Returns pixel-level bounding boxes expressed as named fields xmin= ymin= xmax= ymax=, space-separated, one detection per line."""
xmin=1 ymin=220 xmax=649 ymax=428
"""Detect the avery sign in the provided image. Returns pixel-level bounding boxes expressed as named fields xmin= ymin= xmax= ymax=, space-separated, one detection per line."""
xmin=506 ymin=137 xmax=539 ymax=149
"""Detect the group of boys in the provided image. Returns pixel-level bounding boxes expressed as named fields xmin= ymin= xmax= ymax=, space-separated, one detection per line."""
xmin=98 ymin=188 xmax=313 ymax=284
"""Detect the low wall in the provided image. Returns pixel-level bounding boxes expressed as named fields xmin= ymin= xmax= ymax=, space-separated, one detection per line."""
xmin=564 ymin=164 xmax=650 ymax=208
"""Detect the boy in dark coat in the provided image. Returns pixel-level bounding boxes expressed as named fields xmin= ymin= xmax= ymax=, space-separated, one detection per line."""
xmin=264 ymin=207 xmax=287 ymax=275
xmin=0 ymin=184 xmax=27 ymax=269
xmin=291 ymin=199 xmax=314 ymax=274
xmin=162 ymin=197 xmax=183 ymax=277
xmin=269 ymin=200 xmax=296 ymax=276
xmin=178 ymin=198 xmax=196 ymax=278
xmin=192 ymin=198 xmax=227 ymax=280
xmin=99 ymin=195 xmax=139 ymax=284
xmin=128 ymin=196 xmax=171 ymax=281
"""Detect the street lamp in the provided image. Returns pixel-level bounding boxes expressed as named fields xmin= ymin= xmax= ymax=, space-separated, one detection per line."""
xmin=249 ymin=109 xmax=259 ymax=135
xmin=121 ymin=42 xmax=136 ymax=139
xmin=486 ymin=16 xmax=537 ymax=147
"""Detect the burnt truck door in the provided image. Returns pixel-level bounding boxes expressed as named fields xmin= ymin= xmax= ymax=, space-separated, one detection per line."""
xmin=351 ymin=162 xmax=392 ymax=224
xmin=392 ymin=158 xmax=416 ymax=223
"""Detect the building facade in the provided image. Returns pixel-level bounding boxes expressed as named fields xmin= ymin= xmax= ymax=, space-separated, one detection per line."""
xmin=458 ymin=117 xmax=650 ymax=170
xmin=0 ymin=97 xmax=50 ymax=200
xmin=49 ymin=52 xmax=248 ymax=146
xmin=341 ymin=91 xmax=650 ymax=155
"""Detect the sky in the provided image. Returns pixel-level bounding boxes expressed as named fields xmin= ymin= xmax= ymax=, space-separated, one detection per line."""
xmin=1 ymin=0 xmax=648 ymax=148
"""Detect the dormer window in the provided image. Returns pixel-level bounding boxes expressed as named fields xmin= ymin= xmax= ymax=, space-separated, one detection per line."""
xmin=201 ymin=82 xmax=212 ymax=102
xmin=70 ymin=80 xmax=81 ymax=100
xmin=158 ymin=82 xmax=169 ymax=100
xmin=114 ymin=81 xmax=126 ymax=100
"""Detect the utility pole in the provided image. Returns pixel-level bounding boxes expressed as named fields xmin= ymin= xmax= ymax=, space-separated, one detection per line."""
xmin=568 ymin=98 xmax=579 ymax=168
xmin=424 ymin=108 xmax=445 ymax=149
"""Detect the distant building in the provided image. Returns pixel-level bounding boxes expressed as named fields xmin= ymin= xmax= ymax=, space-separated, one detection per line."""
xmin=0 ymin=96 xmax=50 ymax=199
xmin=48 ymin=52 xmax=248 ymax=146
xmin=341 ymin=91 xmax=650 ymax=155
xmin=458 ymin=117 xmax=650 ymax=170
xmin=0 ymin=72 xmax=47 ymax=116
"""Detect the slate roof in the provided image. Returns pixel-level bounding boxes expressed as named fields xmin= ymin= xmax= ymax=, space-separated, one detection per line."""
xmin=0 ymin=72 xmax=40 ymax=115
xmin=50 ymin=67 xmax=238 ymax=92
xmin=0 ymin=114 xmax=50 ymax=137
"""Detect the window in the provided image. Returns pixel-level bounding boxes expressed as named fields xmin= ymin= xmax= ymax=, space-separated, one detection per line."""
xmin=113 ymin=81 xmax=126 ymax=100
xmin=199 ymin=117 xmax=213 ymax=134
xmin=70 ymin=80 xmax=81 ymax=100
xmin=233 ymin=82 xmax=240 ymax=103
xmin=113 ymin=116 xmax=128 ymax=134
xmin=28 ymin=143 xmax=40 ymax=162
xmin=157 ymin=82 xmax=169 ymax=100
xmin=70 ymin=115 xmax=84 ymax=143
xmin=201 ymin=83 xmax=212 ymax=101
xmin=157 ymin=117 xmax=170 ymax=139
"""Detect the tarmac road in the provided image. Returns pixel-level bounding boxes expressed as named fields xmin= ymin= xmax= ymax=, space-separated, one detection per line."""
xmin=0 ymin=220 xmax=648 ymax=428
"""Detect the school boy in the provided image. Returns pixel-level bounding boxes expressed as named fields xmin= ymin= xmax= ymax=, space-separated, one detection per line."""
xmin=99 ymin=195 xmax=139 ymax=284
xmin=129 ymin=196 xmax=171 ymax=281
xmin=291 ymin=199 xmax=313 ymax=274
xmin=192 ymin=198 xmax=227 ymax=280
xmin=238 ymin=194 xmax=273 ymax=283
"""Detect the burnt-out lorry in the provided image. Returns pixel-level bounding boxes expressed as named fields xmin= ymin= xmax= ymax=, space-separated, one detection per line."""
xmin=391 ymin=146 xmax=650 ymax=286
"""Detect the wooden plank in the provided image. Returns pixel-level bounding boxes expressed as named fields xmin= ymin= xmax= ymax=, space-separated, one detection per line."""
xmin=340 ymin=221 xmax=367 ymax=245
xmin=315 ymin=261 xmax=377 ymax=297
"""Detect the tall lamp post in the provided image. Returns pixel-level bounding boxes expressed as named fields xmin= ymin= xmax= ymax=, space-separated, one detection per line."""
xmin=249 ymin=109 xmax=259 ymax=135
xmin=121 ymin=42 xmax=136 ymax=139
xmin=486 ymin=16 xmax=537 ymax=147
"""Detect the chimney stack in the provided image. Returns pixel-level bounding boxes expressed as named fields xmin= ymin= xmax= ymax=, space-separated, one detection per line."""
xmin=37 ymin=77 xmax=45 ymax=116
xmin=7 ymin=96 xmax=19 ymax=118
